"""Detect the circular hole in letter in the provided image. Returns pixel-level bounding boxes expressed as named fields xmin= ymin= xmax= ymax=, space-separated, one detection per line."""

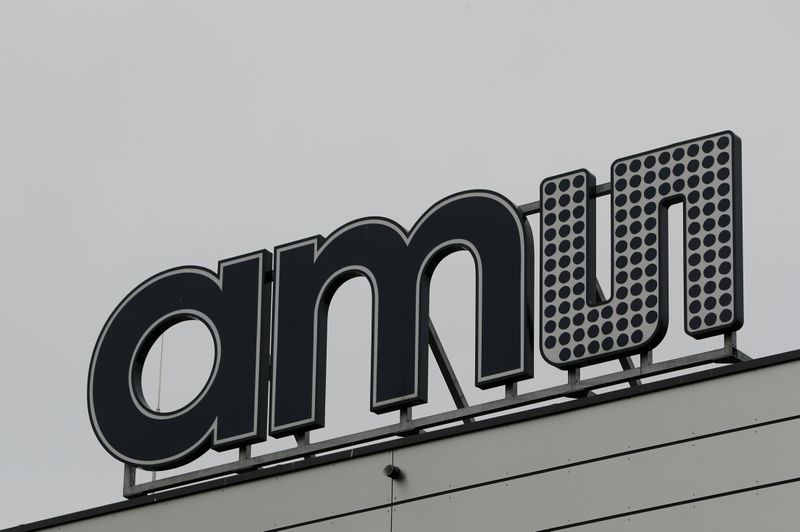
xmin=140 ymin=319 xmax=216 ymax=414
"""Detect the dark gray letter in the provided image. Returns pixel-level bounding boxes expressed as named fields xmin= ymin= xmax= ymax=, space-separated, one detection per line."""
xmin=540 ymin=131 xmax=742 ymax=367
xmin=270 ymin=191 xmax=534 ymax=436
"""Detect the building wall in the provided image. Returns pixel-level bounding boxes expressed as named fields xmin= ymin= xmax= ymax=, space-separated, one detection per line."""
xmin=36 ymin=355 xmax=800 ymax=531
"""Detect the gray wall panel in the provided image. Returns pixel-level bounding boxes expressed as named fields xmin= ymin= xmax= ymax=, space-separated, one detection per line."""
xmin=568 ymin=481 xmax=800 ymax=532
xmin=391 ymin=417 xmax=800 ymax=531
xmin=36 ymin=358 xmax=800 ymax=532
xmin=393 ymin=359 xmax=800 ymax=503
xmin=278 ymin=508 xmax=391 ymax=532
xmin=52 ymin=451 xmax=392 ymax=532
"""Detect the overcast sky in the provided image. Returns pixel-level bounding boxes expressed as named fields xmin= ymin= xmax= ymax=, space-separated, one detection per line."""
xmin=2 ymin=1 xmax=800 ymax=528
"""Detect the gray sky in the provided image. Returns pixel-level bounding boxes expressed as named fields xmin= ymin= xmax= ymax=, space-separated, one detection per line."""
xmin=2 ymin=1 xmax=799 ymax=527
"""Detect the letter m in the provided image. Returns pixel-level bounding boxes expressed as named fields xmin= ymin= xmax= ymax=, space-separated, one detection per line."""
xmin=269 ymin=191 xmax=534 ymax=436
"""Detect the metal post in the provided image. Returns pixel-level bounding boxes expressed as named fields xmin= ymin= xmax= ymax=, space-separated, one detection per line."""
xmin=123 ymin=464 xmax=136 ymax=498
xmin=398 ymin=407 xmax=420 ymax=436
xmin=239 ymin=445 xmax=251 ymax=463
xmin=294 ymin=432 xmax=310 ymax=447
xmin=294 ymin=432 xmax=313 ymax=460
xmin=725 ymin=331 xmax=736 ymax=352
xmin=505 ymin=382 xmax=518 ymax=399
xmin=565 ymin=367 xmax=595 ymax=398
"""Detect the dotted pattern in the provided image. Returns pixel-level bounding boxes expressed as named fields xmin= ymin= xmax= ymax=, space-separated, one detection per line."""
xmin=540 ymin=132 xmax=741 ymax=366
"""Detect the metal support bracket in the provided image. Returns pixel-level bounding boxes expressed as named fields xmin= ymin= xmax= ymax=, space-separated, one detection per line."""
xmin=565 ymin=368 xmax=595 ymax=398
xmin=397 ymin=407 xmax=421 ymax=436
xmin=428 ymin=319 xmax=474 ymax=423
xmin=723 ymin=332 xmax=750 ymax=362
xmin=519 ymin=182 xmax=612 ymax=216
xmin=505 ymin=382 xmax=518 ymax=399
xmin=239 ymin=445 xmax=251 ymax=463
xmin=294 ymin=432 xmax=310 ymax=447
xmin=123 ymin=464 xmax=136 ymax=493
xmin=294 ymin=432 xmax=315 ymax=460
xmin=618 ymin=356 xmax=642 ymax=386
xmin=122 ymin=340 xmax=744 ymax=499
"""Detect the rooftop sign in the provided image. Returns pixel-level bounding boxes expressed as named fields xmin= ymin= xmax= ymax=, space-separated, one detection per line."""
xmin=87 ymin=131 xmax=744 ymax=495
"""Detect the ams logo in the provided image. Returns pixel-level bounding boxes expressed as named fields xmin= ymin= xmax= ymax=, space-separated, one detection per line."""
xmin=88 ymin=131 xmax=742 ymax=470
